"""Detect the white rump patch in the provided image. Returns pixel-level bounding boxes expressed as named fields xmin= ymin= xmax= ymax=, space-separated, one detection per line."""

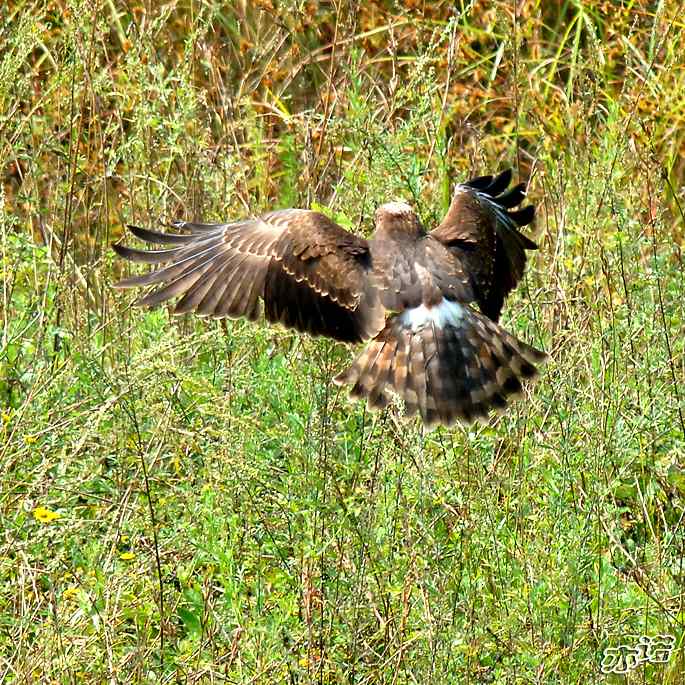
xmin=400 ymin=298 xmax=465 ymax=331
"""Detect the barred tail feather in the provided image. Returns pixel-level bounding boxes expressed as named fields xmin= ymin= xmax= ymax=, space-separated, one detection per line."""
xmin=334 ymin=299 xmax=546 ymax=427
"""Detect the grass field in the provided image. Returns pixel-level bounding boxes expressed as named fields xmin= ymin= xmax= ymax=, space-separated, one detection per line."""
xmin=2 ymin=1 xmax=685 ymax=683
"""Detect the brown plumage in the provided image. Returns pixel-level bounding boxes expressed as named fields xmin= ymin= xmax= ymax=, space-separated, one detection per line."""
xmin=113 ymin=169 xmax=547 ymax=427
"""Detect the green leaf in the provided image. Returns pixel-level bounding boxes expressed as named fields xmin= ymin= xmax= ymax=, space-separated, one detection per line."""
xmin=177 ymin=607 xmax=202 ymax=638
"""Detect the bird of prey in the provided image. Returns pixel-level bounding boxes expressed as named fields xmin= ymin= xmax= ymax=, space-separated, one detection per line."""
xmin=113 ymin=169 xmax=546 ymax=427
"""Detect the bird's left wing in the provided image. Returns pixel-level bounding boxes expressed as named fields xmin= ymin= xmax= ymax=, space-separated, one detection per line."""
xmin=112 ymin=209 xmax=385 ymax=343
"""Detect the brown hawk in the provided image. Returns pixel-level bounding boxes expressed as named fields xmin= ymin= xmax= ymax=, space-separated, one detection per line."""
xmin=113 ymin=169 xmax=546 ymax=427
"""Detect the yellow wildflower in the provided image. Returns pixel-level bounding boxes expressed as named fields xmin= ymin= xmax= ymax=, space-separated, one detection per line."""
xmin=119 ymin=551 xmax=135 ymax=561
xmin=63 ymin=587 xmax=79 ymax=601
xmin=33 ymin=506 xmax=60 ymax=523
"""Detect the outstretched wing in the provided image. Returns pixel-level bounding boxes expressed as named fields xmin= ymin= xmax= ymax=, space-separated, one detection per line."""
xmin=429 ymin=169 xmax=537 ymax=321
xmin=112 ymin=209 xmax=385 ymax=343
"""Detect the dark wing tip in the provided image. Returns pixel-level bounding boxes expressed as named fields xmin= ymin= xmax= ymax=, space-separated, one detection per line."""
xmin=127 ymin=225 xmax=167 ymax=243
xmin=484 ymin=168 xmax=513 ymax=196
xmin=111 ymin=242 xmax=178 ymax=264
xmin=508 ymin=205 xmax=536 ymax=228
xmin=112 ymin=241 xmax=127 ymax=257
xmin=496 ymin=183 xmax=526 ymax=208
xmin=111 ymin=242 xmax=142 ymax=261
xmin=463 ymin=174 xmax=494 ymax=190
xmin=463 ymin=170 xmax=537 ymax=243
xmin=463 ymin=168 xmax=523 ymax=203
xmin=128 ymin=224 xmax=197 ymax=245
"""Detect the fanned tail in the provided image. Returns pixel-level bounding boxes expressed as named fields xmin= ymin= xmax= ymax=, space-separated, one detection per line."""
xmin=334 ymin=300 xmax=546 ymax=427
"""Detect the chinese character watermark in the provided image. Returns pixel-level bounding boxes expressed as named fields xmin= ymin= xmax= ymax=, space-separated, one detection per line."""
xmin=601 ymin=634 xmax=675 ymax=674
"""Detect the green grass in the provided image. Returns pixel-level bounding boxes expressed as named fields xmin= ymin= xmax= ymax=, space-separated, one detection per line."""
xmin=1 ymin=1 xmax=685 ymax=682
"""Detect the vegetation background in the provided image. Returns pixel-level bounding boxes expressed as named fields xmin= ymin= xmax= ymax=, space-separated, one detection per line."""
xmin=1 ymin=0 xmax=684 ymax=682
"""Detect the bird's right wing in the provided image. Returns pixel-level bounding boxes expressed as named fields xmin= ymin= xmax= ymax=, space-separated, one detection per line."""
xmin=113 ymin=209 xmax=385 ymax=343
xmin=430 ymin=169 xmax=537 ymax=321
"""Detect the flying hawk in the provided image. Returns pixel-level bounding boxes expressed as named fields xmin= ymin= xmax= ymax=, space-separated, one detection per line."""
xmin=113 ymin=169 xmax=546 ymax=427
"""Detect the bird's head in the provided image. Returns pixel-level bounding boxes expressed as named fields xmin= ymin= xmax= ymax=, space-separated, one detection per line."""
xmin=374 ymin=200 xmax=422 ymax=239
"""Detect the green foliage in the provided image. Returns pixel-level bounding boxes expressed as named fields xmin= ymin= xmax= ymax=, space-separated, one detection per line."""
xmin=1 ymin=1 xmax=685 ymax=683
